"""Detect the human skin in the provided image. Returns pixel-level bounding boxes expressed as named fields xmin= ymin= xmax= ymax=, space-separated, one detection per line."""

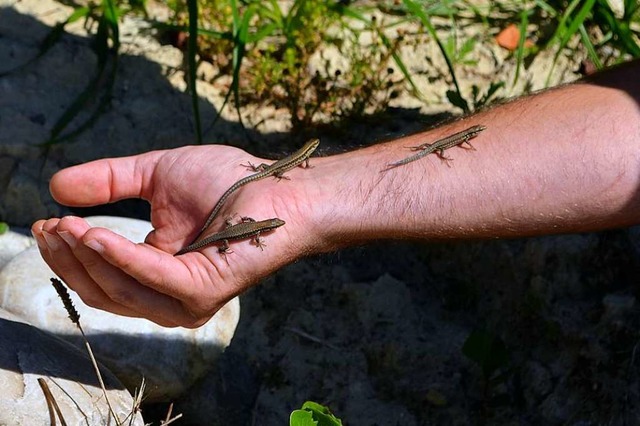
xmin=32 ymin=60 xmax=640 ymax=328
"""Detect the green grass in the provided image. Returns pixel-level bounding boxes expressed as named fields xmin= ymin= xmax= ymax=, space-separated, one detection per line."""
xmin=159 ymin=0 xmax=640 ymax=127
xmin=8 ymin=1 xmax=640 ymax=142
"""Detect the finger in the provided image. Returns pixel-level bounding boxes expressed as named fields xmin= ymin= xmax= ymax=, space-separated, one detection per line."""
xmin=82 ymin=226 xmax=227 ymax=323
xmin=38 ymin=218 xmax=140 ymax=319
xmin=79 ymin=225 xmax=212 ymax=326
xmin=49 ymin=151 xmax=165 ymax=207
xmin=32 ymin=219 xmax=64 ymax=276
xmin=55 ymin=217 xmax=188 ymax=327
xmin=34 ymin=218 xmax=79 ymax=284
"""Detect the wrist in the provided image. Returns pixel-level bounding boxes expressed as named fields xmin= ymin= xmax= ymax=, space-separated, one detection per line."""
xmin=295 ymin=141 xmax=423 ymax=252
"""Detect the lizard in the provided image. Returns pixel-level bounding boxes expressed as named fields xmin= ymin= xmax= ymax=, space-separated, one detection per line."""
xmin=175 ymin=217 xmax=285 ymax=255
xmin=386 ymin=125 xmax=486 ymax=169
xmin=187 ymin=138 xmax=319 ymax=246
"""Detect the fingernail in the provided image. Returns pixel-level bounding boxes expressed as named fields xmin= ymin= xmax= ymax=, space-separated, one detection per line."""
xmin=57 ymin=230 xmax=76 ymax=249
xmin=84 ymin=239 xmax=104 ymax=253
xmin=31 ymin=230 xmax=47 ymax=250
xmin=42 ymin=231 xmax=61 ymax=251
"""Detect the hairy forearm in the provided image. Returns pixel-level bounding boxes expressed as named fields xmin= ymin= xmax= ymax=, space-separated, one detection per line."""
xmin=302 ymin=60 xmax=640 ymax=250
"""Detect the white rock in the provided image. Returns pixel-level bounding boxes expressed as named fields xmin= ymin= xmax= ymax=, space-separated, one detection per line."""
xmin=0 ymin=307 xmax=144 ymax=425
xmin=0 ymin=227 xmax=34 ymax=270
xmin=0 ymin=216 xmax=240 ymax=402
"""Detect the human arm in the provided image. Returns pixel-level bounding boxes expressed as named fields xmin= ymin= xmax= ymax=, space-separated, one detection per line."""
xmin=32 ymin=59 xmax=640 ymax=327
xmin=310 ymin=59 xmax=640 ymax=246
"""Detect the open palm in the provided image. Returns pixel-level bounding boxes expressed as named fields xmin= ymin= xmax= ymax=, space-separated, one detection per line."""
xmin=31 ymin=145 xmax=308 ymax=327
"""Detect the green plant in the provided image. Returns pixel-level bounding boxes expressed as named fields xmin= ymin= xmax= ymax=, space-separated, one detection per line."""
xmin=506 ymin=0 xmax=640 ymax=87
xmin=165 ymin=0 xmax=413 ymax=130
xmin=0 ymin=222 xmax=8 ymax=235
xmin=290 ymin=401 xmax=343 ymax=426
xmin=11 ymin=0 xmax=640 ymax=144
xmin=462 ymin=328 xmax=511 ymax=402
xmin=403 ymin=0 xmax=471 ymax=112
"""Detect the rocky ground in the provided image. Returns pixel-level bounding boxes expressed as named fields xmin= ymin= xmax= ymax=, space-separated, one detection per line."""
xmin=2 ymin=0 xmax=640 ymax=425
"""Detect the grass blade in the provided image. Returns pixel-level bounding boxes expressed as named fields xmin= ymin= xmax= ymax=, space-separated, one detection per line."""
xmin=187 ymin=0 xmax=202 ymax=144
xmin=378 ymin=30 xmax=420 ymax=96
xmin=334 ymin=3 xmax=423 ymax=100
xmin=593 ymin=0 xmax=640 ymax=57
xmin=578 ymin=23 xmax=603 ymax=69
xmin=545 ymin=0 xmax=595 ymax=85
xmin=511 ymin=9 xmax=529 ymax=88
xmin=209 ymin=1 xmax=258 ymax=131
xmin=403 ymin=0 xmax=467 ymax=111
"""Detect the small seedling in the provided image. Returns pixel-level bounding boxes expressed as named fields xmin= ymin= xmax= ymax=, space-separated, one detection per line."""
xmin=290 ymin=401 xmax=343 ymax=426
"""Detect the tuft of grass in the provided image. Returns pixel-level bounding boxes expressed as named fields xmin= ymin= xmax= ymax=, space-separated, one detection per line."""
xmin=49 ymin=277 xmax=182 ymax=425
xmin=164 ymin=0 xmax=412 ymax=129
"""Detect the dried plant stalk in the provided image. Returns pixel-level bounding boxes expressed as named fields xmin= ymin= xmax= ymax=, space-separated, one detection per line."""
xmin=49 ymin=277 xmax=119 ymax=424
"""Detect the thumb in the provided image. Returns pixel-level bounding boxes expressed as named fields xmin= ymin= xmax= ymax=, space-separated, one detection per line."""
xmin=50 ymin=151 xmax=165 ymax=207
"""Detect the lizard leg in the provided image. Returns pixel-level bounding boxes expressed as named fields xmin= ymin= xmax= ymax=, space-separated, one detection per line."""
xmin=241 ymin=161 xmax=270 ymax=172
xmin=436 ymin=149 xmax=454 ymax=167
xmin=218 ymin=239 xmax=233 ymax=254
xmin=253 ymin=233 xmax=266 ymax=251
xmin=462 ymin=135 xmax=477 ymax=150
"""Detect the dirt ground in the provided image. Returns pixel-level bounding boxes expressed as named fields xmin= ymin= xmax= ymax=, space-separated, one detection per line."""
xmin=2 ymin=1 xmax=640 ymax=425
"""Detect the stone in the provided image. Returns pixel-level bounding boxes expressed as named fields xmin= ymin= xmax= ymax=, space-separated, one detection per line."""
xmin=522 ymin=361 xmax=552 ymax=407
xmin=0 ymin=216 xmax=240 ymax=402
xmin=0 ymin=307 xmax=143 ymax=425
xmin=0 ymin=227 xmax=34 ymax=270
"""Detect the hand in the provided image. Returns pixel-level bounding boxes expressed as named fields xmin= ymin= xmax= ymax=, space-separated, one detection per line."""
xmin=31 ymin=146 xmax=313 ymax=327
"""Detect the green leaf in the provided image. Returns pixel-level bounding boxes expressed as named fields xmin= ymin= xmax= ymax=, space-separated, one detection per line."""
xmin=300 ymin=401 xmax=343 ymax=426
xmin=458 ymin=37 xmax=477 ymax=59
xmin=545 ymin=0 xmax=596 ymax=85
xmin=209 ymin=1 xmax=259 ymax=130
xmin=378 ymin=30 xmax=421 ymax=98
xmin=0 ymin=222 xmax=8 ymax=235
xmin=462 ymin=329 xmax=509 ymax=379
xmin=593 ymin=0 xmax=640 ymax=57
xmin=67 ymin=6 xmax=92 ymax=24
xmin=534 ymin=0 xmax=558 ymax=17
xmin=446 ymin=89 xmax=469 ymax=113
xmin=290 ymin=410 xmax=318 ymax=426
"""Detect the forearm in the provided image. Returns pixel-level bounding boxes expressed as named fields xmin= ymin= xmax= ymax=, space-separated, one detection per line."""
xmin=302 ymin=60 xmax=640 ymax=250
